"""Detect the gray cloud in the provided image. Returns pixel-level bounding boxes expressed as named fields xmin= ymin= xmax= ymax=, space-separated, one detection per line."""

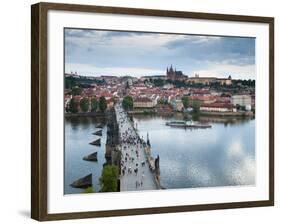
xmin=64 ymin=28 xmax=256 ymax=79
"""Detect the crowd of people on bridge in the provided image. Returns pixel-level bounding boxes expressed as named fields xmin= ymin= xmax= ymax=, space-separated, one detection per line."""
xmin=116 ymin=104 xmax=150 ymax=190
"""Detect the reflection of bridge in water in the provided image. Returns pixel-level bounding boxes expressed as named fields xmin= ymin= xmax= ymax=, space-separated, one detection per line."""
xmin=115 ymin=103 xmax=161 ymax=191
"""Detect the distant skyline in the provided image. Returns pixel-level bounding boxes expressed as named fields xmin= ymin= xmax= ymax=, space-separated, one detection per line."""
xmin=65 ymin=28 xmax=256 ymax=80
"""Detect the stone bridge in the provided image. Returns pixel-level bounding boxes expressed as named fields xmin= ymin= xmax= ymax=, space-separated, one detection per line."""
xmin=115 ymin=103 xmax=160 ymax=191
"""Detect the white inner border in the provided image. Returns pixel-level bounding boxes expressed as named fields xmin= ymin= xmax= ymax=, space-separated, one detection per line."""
xmin=48 ymin=10 xmax=269 ymax=214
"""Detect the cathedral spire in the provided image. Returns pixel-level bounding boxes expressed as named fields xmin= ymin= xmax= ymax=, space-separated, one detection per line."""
xmin=169 ymin=64 xmax=173 ymax=72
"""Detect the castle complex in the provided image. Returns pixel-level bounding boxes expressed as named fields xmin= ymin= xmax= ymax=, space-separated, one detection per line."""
xmin=187 ymin=74 xmax=232 ymax=86
xmin=166 ymin=65 xmax=232 ymax=85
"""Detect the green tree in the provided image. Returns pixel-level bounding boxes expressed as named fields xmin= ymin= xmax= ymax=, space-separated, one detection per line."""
xmin=69 ymin=98 xmax=79 ymax=113
xmin=99 ymin=165 xmax=119 ymax=192
xmin=122 ymin=96 xmax=134 ymax=110
xmin=84 ymin=186 xmax=94 ymax=193
xmin=71 ymin=86 xmax=82 ymax=96
xmin=191 ymin=100 xmax=201 ymax=120
xmin=153 ymin=79 xmax=165 ymax=87
xmin=80 ymin=97 xmax=89 ymax=112
xmin=182 ymin=96 xmax=190 ymax=109
xmin=91 ymin=97 xmax=98 ymax=112
xmin=99 ymin=96 xmax=107 ymax=113
xmin=192 ymin=100 xmax=201 ymax=114
xmin=65 ymin=77 xmax=77 ymax=89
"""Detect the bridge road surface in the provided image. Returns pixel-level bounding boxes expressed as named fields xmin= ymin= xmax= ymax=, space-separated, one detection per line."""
xmin=115 ymin=103 xmax=157 ymax=191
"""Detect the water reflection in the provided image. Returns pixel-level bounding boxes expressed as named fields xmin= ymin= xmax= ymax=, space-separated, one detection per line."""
xmin=64 ymin=117 xmax=107 ymax=194
xmin=133 ymin=115 xmax=255 ymax=189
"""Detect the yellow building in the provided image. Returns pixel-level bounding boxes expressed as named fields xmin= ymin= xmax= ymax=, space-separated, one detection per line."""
xmin=133 ymin=97 xmax=156 ymax=108
xmin=186 ymin=74 xmax=232 ymax=86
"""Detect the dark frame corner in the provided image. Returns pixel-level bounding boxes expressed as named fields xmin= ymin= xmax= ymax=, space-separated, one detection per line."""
xmin=31 ymin=2 xmax=274 ymax=221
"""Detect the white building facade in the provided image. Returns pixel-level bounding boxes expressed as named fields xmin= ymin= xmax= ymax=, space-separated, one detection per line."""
xmin=231 ymin=95 xmax=252 ymax=110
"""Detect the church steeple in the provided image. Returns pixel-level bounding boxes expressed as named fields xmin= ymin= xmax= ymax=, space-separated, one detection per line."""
xmin=169 ymin=64 xmax=173 ymax=72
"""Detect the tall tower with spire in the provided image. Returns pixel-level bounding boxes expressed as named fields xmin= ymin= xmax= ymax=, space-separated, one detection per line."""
xmin=167 ymin=64 xmax=174 ymax=79
xmin=166 ymin=64 xmax=185 ymax=80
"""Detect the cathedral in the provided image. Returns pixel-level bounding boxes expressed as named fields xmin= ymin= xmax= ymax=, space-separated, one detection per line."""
xmin=166 ymin=65 xmax=186 ymax=80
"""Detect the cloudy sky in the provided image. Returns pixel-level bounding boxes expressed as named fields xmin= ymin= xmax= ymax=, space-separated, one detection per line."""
xmin=65 ymin=28 xmax=255 ymax=80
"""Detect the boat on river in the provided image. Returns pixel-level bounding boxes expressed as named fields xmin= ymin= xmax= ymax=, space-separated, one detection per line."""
xmin=165 ymin=120 xmax=211 ymax=129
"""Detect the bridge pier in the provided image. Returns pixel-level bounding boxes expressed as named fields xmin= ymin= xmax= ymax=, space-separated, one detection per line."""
xmin=105 ymin=109 xmax=121 ymax=167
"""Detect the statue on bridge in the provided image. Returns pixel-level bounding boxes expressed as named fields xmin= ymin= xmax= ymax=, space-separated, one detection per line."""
xmin=155 ymin=155 xmax=160 ymax=184
xmin=147 ymin=132 xmax=151 ymax=147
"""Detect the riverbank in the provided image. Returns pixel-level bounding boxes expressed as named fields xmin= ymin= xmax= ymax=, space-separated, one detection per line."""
xmin=65 ymin=111 xmax=108 ymax=118
xmin=128 ymin=109 xmax=172 ymax=116
xmin=200 ymin=111 xmax=254 ymax=117
xmin=127 ymin=109 xmax=254 ymax=118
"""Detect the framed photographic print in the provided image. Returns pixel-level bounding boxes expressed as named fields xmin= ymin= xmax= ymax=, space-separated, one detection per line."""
xmin=31 ymin=2 xmax=274 ymax=221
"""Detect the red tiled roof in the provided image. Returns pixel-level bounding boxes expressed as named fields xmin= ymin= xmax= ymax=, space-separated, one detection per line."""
xmin=189 ymin=96 xmax=215 ymax=101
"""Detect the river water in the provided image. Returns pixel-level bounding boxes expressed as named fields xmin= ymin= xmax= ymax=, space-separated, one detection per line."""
xmin=64 ymin=117 xmax=107 ymax=194
xmin=64 ymin=115 xmax=255 ymax=194
xmin=133 ymin=115 xmax=255 ymax=189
